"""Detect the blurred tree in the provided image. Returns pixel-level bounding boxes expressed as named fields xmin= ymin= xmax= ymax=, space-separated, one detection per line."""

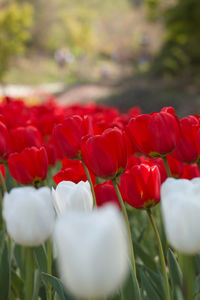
xmin=147 ymin=0 xmax=200 ymax=75
xmin=0 ymin=0 xmax=33 ymax=82
xmin=47 ymin=6 xmax=97 ymax=55
xmin=20 ymin=0 xmax=130 ymax=56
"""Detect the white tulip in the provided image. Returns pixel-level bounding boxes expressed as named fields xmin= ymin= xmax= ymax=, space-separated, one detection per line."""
xmin=3 ymin=186 xmax=55 ymax=246
xmin=161 ymin=177 xmax=200 ymax=254
xmin=52 ymin=180 xmax=93 ymax=215
xmin=54 ymin=204 xmax=130 ymax=299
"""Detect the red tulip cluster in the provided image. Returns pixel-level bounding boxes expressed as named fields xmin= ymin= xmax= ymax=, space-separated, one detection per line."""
xmin=0 ymin=96 xmax=200 ymax=210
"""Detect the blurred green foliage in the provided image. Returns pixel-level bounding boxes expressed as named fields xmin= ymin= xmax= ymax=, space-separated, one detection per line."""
xmin=47 ymin=5 xmax=97 ymax=55
xmin=0 ymin=0 xmax=33 ymax=81
xmin=148 ymin=0 xmax=200 ymax=75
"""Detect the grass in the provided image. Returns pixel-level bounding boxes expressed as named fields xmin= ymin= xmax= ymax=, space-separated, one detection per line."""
xmin=4 ymin=55 xmax=70 ymax=85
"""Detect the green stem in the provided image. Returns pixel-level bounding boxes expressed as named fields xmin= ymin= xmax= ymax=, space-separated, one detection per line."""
xmin=25 ymin=247 xmax=34 ymax=300
xmin=21 ymin=246 xmax=25 ymax=279
xmin=12 ymin=177 xmax=18 ymax=187
xmin=147 ymin=209 xmax=170 ymax=300
xmin=47 ymin=239 xmax=52 ymax=300
xmin=112 ymin=179 xmax=136 ymax=274
xmin=162 ymin=157 xmax=172 ymax=177
xmin=0 ymin=169 xmax=7 ymax=193
xmin=44 ymin=179 xmax=48 ymax=186
xmin=178 ymin=254 xmax=194 ymax=300
xmin=82 ymin=161 xmax=97 ymax=207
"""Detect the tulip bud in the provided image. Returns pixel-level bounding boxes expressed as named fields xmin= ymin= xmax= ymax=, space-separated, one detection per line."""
xmin=3 ymin=187 xmax=55 ymax=246
xmin=161 ymin=178 xmax=200 ymax=254
xmin=54 ymin=205 xmax=129 ymax=299
xmin=52 ymin=181 xmax=93 ymax=215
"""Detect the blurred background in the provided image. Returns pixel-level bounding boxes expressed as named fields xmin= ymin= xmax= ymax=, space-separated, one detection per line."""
xmin=0 ymin=0 xmax=200 ymax=116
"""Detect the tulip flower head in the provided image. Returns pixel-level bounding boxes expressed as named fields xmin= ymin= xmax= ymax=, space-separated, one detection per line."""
xmin=52 ymin=181 xmax=93 ymax=215
xmin=54 ymin=204 xmax=129 ymax=299
xmin=120 ymin=164 xmax=161 ymax=209
xmin=3 ymin=187 xmax=55 ymax=246
xmin=172 ymin=116 xmax=200 ymax=164
xmin=81 ymin=127 xmax=127 ymax=179
xmin=53 ymin=115 xmax=91 ymax=159
xmin=127 ymin=110 xmax=180 ymax=158
xmin=10 ymin=125 xmax=42 ymax=153
xmin=8 ymin=146 xmax=48 ymax=185
xmin=53 ymin=159 xmax=88 ymax=184
xmin=161 ymin=178 xmax=200 ymax=254
xmin=95 ymin=181 xmax=121 ymax=208
xmin=0 ymin=120 xmax=10 ymax=160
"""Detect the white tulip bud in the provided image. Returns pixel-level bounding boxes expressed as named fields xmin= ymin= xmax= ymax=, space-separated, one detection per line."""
xmin=161 ymin=178 xmax=200 ymax=254
xmin=52 ymin=181 xmax=93 ymax=215
xmin=54 ymin=204 xmax=130 ymax=299
xmin=3 ymin=187 xmax=55 ymax=246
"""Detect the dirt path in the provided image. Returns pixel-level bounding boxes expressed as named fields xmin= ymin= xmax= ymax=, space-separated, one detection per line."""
xmin=57 ymin=84 xmax=116 ymax=104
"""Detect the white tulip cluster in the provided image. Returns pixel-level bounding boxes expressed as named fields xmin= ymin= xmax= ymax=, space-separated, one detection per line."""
xmin=161 ymin=177 xmax=200 ymax=254
xmin=3 ymin=180 xmax=130 ymax=299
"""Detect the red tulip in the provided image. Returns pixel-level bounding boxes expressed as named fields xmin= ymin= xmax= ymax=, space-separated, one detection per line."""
xmin=95 ymin=181 xmax=120 ymax=208
xmin=0 ymin=121 xmax=10 ymax=160
xmin=120 ymin=164 xmax=161 ymax=209
xmin=172 ymin=116 xmax=200 ymax=163
xmin=53 ymin=115 xmax=91 ymax=159
xmin=182 ymin=164 xmax=200 ymax=180
xmin=81 ymin=127 xmax=127 ymax=179
xmin=0 ymin=164 xmax=6 ymax=184
xmin=8 ymin=146 xmax=48 ymax=185
xmin=127 ymin=154 xmax=145 ymax=169
xmin=149 ymin=155 xmax=183 ymax=183
xmin=127 ymin=109 xmax=180 ymax=158
xmin=53 ymin=160 xmax=87 ymax=184
xmin=10 ymin=125 xmax=42 ymax=153
xmin=44 ymin=141 xmax=58 ymax=166
xmin=53 ymin=158 xmax=95 ymax=185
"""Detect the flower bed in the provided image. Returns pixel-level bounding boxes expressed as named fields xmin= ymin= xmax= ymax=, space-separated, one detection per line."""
xmin=0 ymin=96 xmax=199 ymax=300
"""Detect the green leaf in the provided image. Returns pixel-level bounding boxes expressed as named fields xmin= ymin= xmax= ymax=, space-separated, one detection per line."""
xmin=140 ymin=269 xmax=161 ymax=300
xmin=134 ymin=241 xmax=157 ymax=271
xmin=14 ymin=244 xmax=23 ymax=274
xmin=41 ymin=273 xmax=66 ymax=300
xmin=174 ymin=287 xmax=184 ymax=300
xmin=0 ymin=229 xmax=5 ymax=258
xmin=121 ymin=267 xmax=142 ymax=300
xmin=34 ymin=245 xmax=47 ymax=273
xmin=110 ymin=292 xmax=121 ymax=300
xmin=143 ymin=267 xmax=165 ymax=299
xmin=32 ymin=269 xmax=41 ymax=300
xmin=195 ymin=254 xmax=200 ymax=274
xmin=11 ymin=270 xmax=24 ymax=299
xmin=167 ymin=248 xmax=183 ymax=288
xmin=0 ymin=240 xmax=10 ymax=300
xmin=194 ymin=274 xmax=200 ymax=295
